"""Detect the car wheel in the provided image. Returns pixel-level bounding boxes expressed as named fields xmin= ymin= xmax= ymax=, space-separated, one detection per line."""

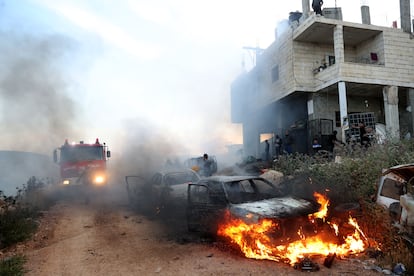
xmin=333 ymin=202 xmax=361 ymax=219
xmin=186 ymin=209 xmax=197 ymax=232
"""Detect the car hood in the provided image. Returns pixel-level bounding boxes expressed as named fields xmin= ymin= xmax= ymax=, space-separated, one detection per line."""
xmin=229 ymin=197 xmax=319 ymax=219
xmin=381 ymin=163 xmax=414 ymax=181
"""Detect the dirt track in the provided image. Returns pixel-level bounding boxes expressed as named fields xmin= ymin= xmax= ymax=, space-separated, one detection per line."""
xmin=5 ymin=184 xmax=382 ymax=276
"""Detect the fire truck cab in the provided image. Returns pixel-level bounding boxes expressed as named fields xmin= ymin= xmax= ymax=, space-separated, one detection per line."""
xmin=53 ymin=138 xmax=111 ymax=187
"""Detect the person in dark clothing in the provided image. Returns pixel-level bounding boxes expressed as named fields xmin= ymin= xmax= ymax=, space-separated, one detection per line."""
xmin=312 ymin=0 xmax=323 ymax=15
xmin=284 ymin=131 xmax=294 ymax=154
xmin=312 ymin=137 xmax=322 ymax=155
xmin=264 ymin=140 xmax=270 ymax=161
xmin=353 ymin=121 xmax=370 ymax=147
xmin=274 ymin=135 xmax=283 ymax=158
xmin=203 ymin=153 xmax=213 ymax=177
xmin=328 ymin=130 xmax=339 ymax=152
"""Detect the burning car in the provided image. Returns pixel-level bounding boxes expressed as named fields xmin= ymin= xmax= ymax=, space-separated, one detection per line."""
xmin=376 ymin=163 xmax=414 ymax=247
xmin=188 ymin=175 xmax=370 ymax=266
xmin=125 ymin=169 xmax=201 ymax=215
xmin=186 ymin=175 xmax=320 ymax=235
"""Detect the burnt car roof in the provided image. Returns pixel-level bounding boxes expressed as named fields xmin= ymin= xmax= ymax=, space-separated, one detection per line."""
xmin=190 ymin=175 xmax=320 ymax=218
xmin=201 ymin=175 xmax=266 ymax=182
xmin=382 ymin=163 xmax=414 ymax=181
xmin=156 ymin=168 xmax=201 ymax=176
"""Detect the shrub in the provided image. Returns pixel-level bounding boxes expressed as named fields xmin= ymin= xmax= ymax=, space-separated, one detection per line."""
xmin=0 ymin=255 xmax=26 ymax=276
xmin=273 ymin=140 xmax=414 ymax=273
xmin=0 ymin=177 xmax=53 ymax=249
xmin=0 ymin=206 xmax=39 ymax=249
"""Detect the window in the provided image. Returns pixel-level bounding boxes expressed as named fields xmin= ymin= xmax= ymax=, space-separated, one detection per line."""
xmin=240 ymin=180 xmax=255 ymax=193
xmin=165 ymin=171 xmax=199 ymax=185
xmin=380 ymin=178 xmax=404 ymax=200
xmin=152 ymin=174 xmax=162 ymax=186
xmin=327 ymin=55 xmax=335 ymax=66
xmin=188 ymin=185 xmax=209 ymax=204
xmin=370 ymin=52 xmax=378 ymax=62
xmin=60 ymin=146 xmax=104 ymax=162
xmin=271 ymin=65 xmax=279 ymax=82
xmin=251 ymin=179 xmax=278 ymax=195
xmin=335 ymin=111 xmax=341 ymax=127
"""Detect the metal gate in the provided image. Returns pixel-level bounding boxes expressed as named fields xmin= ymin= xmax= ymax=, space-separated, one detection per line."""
xmin=308 ymin=119 xmax=334 ymax=152
xmin=346 ymin=112 xmax=376 ymax=143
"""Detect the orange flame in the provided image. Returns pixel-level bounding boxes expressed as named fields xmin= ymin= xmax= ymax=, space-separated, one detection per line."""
xmin=217 ymin=216 xmax=282 ymax=261
xmin=217 ymin=194 xmax=370 ymax=266
xmin=308 ymin=192 xmax=329 ymax=221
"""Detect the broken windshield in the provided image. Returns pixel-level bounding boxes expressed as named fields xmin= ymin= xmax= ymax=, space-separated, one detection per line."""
xmin=224 ymin=178 xmax=279 ymax=204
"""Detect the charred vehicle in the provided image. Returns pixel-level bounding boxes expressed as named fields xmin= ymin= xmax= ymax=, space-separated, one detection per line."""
xmin=125 ymin=169 xmax=201 ymax=215
xmin=186 ymin=175 xmax=320 ymax=237
xmin=376 ymin=163 xmax=414 ymax=248
xmin=236 ymin=156 xmax=270 ymax=175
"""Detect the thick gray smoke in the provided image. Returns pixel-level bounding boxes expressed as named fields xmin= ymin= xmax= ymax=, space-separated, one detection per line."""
xmin=111 ymin=118 xmax=190 ymax=183
xmin=0 ymin=32 xmax=81 ymax=154
xmin=0 ymin=31 xmax=83 ymax=195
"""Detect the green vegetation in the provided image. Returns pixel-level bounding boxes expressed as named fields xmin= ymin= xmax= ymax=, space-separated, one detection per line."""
xmin=0 ymin=177 xmax=55 ymax=275
xmin=0 ymin=255 xmax=27 ymax=276
xmin=274 ymin=139 xmax=414 ymax=274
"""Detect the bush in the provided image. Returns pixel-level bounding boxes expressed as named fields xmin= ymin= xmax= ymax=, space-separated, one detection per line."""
xmin=0 ymin=255 xmax=26 ymax=276
xmin=0 ymin=177 xmax=54 ymax=249
xmin=273 ymin=140 xmax=414 ymax=273
xmin=0 ymin=206 xmax=39 ymax=249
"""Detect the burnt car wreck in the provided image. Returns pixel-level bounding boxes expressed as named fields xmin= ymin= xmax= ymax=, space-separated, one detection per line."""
xmin=125 ymin=169 xmax=201 ymax=216
xmin=186 ymin=175 xmax=371 ymax=267
xmin=376 ymin=163 xmax=414 ymax=248
xmin=186 ymin=175 xmax=320 ymax=238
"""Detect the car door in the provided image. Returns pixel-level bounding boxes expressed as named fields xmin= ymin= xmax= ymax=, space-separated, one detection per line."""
xmin=166 ymin=171 xmax=199 ymax=204
xmin=124 ymin=175 xmax=146 ymax=205
xmin=149 ymin=173 xmax=163 ymax=205
xmin=187 ymin=180 xmax=227 ymax=233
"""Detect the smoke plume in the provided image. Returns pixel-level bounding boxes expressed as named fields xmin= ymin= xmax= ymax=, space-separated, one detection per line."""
xmin=0 ymin=31 xmax=81 ymax=154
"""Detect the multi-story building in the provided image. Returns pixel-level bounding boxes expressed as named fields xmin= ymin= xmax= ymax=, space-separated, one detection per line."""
xmin=231 ymin=0 xmax=414 ymax=158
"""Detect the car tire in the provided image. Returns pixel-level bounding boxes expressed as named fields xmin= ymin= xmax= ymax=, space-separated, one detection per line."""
xmin=333 ymin=202 xmax=361 ymax=219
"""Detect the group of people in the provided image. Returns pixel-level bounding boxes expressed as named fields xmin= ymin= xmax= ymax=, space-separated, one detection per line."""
xmin=264 ymin=120 xmax=372 ymax=161
xmin=353 ymin=120 xmax=372 ymax=147
xmin=311 ymin=130 xmax=341 ymax=155
xmin=312 ymin=121 xmax=372 ymax=156
xmin=263 ymin=131 xmax=294 ymax=161
xmin=276 ymin=131 xmax=294 ymax=156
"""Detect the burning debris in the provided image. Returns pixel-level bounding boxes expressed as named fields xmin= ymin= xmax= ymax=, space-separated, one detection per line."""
xmin=217 ymin=192 xmax=376 ymax=268
xmin=294 ymin=256 xmax=320 ymax=272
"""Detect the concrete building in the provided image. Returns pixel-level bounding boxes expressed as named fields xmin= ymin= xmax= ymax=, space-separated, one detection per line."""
xmin=231 ymin=1 xmax=414 ymax=158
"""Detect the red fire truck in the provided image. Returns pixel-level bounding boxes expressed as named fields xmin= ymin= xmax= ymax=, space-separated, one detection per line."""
xmin=53 ymin=138 xmax=111 ymax=187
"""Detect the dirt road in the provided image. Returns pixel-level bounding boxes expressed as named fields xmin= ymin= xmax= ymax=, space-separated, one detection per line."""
xmin=8 ymin=185 xmax=381 ymax=276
